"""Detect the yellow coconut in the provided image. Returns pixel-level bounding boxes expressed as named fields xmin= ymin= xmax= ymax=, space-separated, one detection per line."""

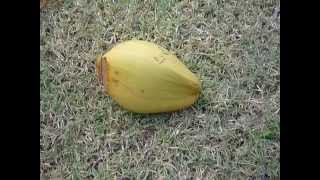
xmin=96 ymin=40 xmax=201 ymax=113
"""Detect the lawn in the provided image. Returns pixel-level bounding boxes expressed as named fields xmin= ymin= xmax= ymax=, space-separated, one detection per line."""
xmin=40 ymin=0 xmax=280 ymax=179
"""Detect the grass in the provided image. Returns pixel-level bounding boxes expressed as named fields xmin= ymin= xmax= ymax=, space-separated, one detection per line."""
xmin=40 ymin=0 xmax=280 ymax=179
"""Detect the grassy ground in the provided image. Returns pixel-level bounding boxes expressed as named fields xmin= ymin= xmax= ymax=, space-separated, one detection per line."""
xmin=40 ymin=0 xmax=280 ymax=179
